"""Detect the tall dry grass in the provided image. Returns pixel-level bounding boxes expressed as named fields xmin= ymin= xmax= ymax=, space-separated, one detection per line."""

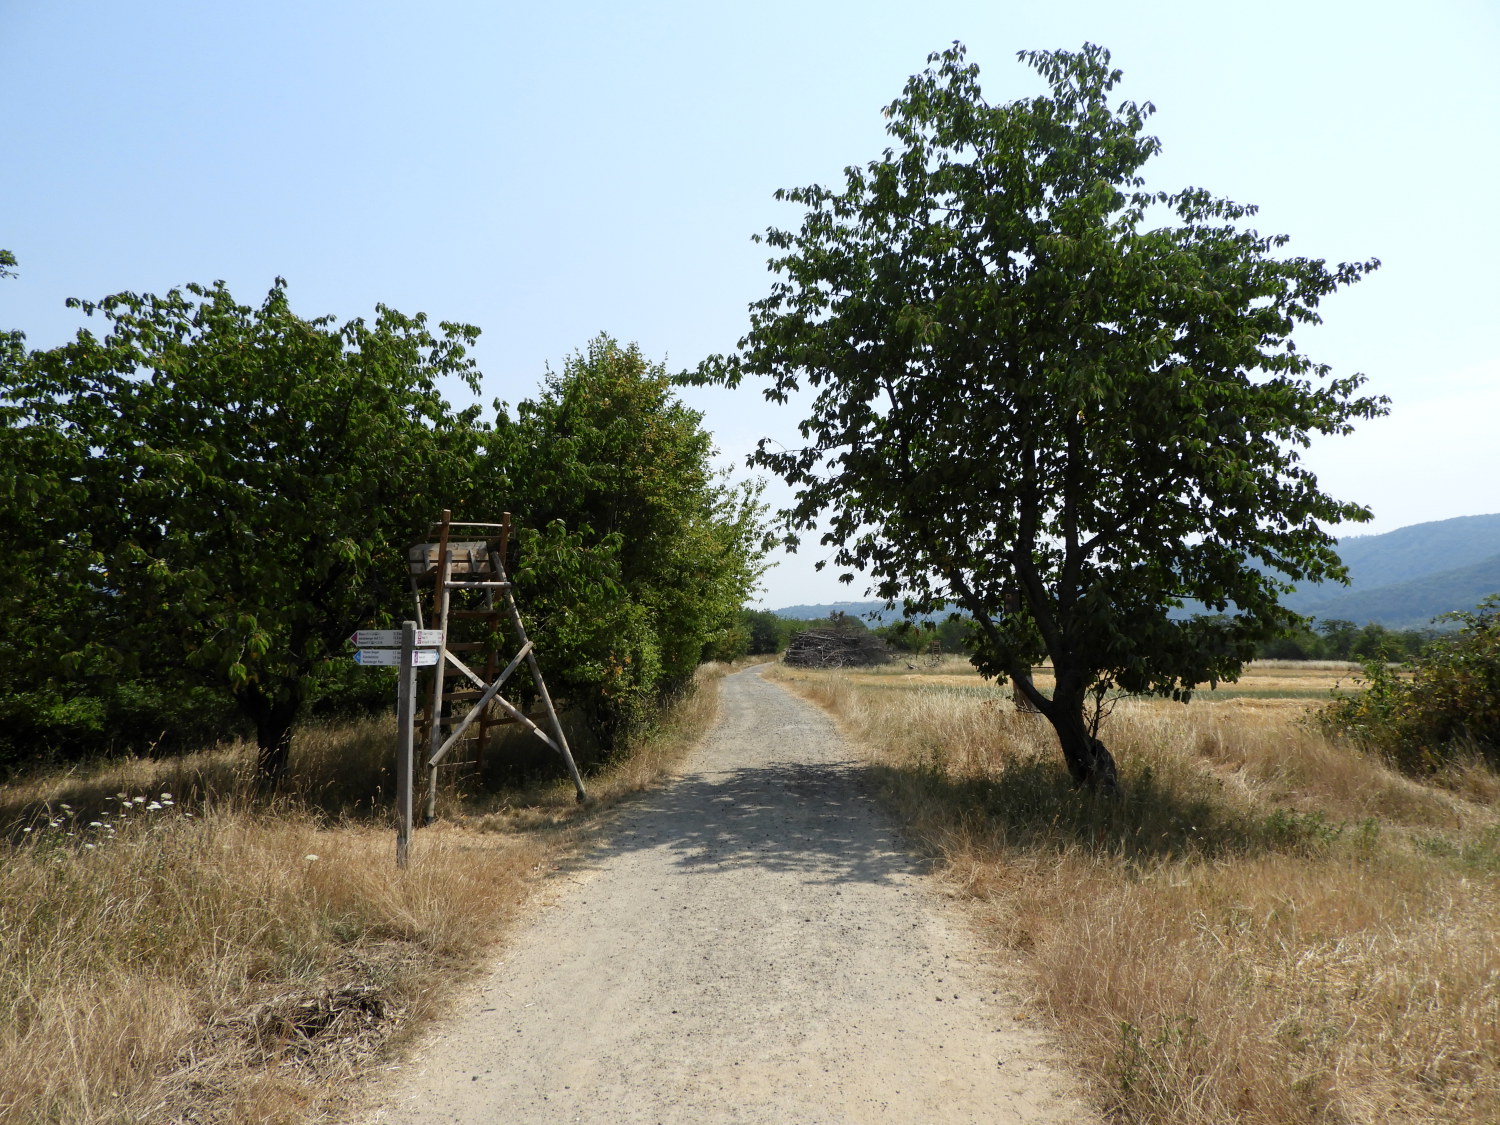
xmin=771 ymin=664 xmax=1500 ymax=1125
xmin=0 ymin=664 xmax=727 ymax=1125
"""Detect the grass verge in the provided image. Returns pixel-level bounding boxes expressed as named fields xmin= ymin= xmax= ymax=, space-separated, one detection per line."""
xmin=769 ymin=662 xmax=1500 ymax=1125
xmin=0 ymin=663 xmax=728 ymax=1125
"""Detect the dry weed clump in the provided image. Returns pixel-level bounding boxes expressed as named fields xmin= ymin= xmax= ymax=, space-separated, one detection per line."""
xmin=0 ymin=665 xmax=725 ymax=1125
xmin=770 ymin=664 xmax=1500 ymax=1125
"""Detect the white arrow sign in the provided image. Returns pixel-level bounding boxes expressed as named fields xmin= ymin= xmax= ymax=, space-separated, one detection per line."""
xmin=349 ymin=629 xmax=443 ymax=648
xmin=353 ymin=648 xmax=439 ymax=667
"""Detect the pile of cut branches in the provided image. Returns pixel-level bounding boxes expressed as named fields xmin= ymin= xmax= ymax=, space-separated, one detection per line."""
xmin=784 ymin=630 xmax=892 ymax=668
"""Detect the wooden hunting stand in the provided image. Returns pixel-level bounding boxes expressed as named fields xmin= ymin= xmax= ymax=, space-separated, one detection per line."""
xmin=407 ymin=510 xmax=586 ymax=821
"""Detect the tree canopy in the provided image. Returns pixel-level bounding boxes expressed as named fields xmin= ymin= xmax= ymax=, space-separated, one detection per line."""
xmin=7 ymin=280 xmax=484 ymax=783
xmin=478 ymin=335 xmax=766 ymax=745
xmin=2 ymin=279 xmax=765 ymax=784
xmin=696 ymin=43 xmax=1386 ymax=789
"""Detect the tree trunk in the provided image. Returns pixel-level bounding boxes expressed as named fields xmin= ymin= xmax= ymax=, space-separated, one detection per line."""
xmin=240 ymin=687 xmax=303 ymax=791
xmin=1051 ymin=715 xmax=1120 ymax=794
xmin=1020 ymin=671 xmax=1121 ymax=794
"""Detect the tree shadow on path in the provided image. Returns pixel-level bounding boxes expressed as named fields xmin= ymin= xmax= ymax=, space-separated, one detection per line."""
xmin=576 ymin=756 xmax=926 ymax=888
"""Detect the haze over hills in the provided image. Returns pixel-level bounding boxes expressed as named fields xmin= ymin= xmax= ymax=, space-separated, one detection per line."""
xmin=769 ymin=514 xmax=1500 ymax=631
xmin=1282 ymin=514 xmax=1500 ymax=629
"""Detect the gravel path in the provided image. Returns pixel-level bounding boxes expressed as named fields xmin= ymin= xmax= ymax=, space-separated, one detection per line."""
xmin=368 ymin=666 xmax=1096 ymax=1124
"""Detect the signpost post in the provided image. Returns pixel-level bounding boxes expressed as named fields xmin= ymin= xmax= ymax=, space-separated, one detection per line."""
xmin=350 ymin=620 xmax=440 ymax=867
xmin=394 ymin=622 xmax=416 ymax=868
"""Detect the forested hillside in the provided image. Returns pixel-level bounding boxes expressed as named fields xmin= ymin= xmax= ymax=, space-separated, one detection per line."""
xmin=770 ymin=601 xmax=904 ymax=623
xmin=1283 ymin=514 xmax=1500 ymax=628
xmin=1329 ymin=514 xmax=1500 ymax=589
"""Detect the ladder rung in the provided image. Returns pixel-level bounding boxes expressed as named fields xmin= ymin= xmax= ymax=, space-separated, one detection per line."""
xmin=445 ymin=580 xmax=510 ymax=589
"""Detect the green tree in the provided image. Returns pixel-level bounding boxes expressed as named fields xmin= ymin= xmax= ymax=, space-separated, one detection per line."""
xmin=741 ymin=608 xmax=794 ymax=655
xmin=0 ymin=251 xmax=118 ymax=769
xmin=1256 ymin=623 xmax=1325 ymax=661
xmin=480 ymin=335 xmax=766 ymax=746
xmin=696 ymin=44 xmax=1384 ymax=789
xmin=13 ymin=279 xmax=483 ymax=784
xmin=1317 ymin=619 xmax=1360 ymax=660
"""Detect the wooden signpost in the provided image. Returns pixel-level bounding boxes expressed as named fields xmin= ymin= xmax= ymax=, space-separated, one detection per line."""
xmin=350 ymin=620 xmax=441 ymax=867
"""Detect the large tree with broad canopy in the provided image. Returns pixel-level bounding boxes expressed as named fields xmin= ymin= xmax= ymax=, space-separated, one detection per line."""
xmin=694 ymin=43 xmax=1386 ymax=790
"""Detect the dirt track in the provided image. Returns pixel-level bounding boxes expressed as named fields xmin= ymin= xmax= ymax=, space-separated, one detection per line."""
xmin=367 ymin=666 xmax=1095 ymax=1124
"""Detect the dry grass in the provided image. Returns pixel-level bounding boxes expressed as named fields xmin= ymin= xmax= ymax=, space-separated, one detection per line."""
xmin=0 ymin=664 xmax=728 ymax=1125
xmin=769 ymin=661 xmax=1500 ymax=1125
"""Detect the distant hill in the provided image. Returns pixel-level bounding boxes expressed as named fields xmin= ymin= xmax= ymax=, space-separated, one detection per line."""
xmin=768 ymin=514 xmax=1500 ymax=631
xmin=1307 ymin=513 xmax=1500 ymax=594
xmin=1287 ymin=553 xmax=1500 ymax=629
xmin=770 ymin=601 xmax=908 ymax=624
xmin=1282 ymin=514 xmax=1500 ymax=629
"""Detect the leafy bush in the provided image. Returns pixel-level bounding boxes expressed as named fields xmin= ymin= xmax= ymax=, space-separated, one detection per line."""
xmin=1321 ymin=596 xmax=1500 ymax=772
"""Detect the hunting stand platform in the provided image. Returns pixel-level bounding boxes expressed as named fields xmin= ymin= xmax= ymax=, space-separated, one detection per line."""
xmin=407 ymin=509 xmax=586 ymax=821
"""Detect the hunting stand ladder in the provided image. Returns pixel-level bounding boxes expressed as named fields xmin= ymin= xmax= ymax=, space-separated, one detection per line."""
xmin=407 ymin=509 xmax=586 ymax=821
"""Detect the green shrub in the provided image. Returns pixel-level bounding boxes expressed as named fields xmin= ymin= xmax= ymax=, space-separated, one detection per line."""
xmin=1321 ymin=596 xmax=1500 ymax=772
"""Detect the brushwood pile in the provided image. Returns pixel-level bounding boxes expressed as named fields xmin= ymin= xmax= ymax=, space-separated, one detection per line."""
xmin=783 ymin=629 xmax=893 ymax=668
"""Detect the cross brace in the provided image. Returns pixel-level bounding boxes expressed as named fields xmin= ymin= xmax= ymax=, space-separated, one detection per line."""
xmin=408 ymin=510 xmax=587 ymax=820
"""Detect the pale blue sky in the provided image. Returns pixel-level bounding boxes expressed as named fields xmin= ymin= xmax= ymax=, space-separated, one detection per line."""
xmin=4 ymin=1 xmax=1497 ymax=608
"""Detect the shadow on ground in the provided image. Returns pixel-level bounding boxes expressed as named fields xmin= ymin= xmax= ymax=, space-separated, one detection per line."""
xmin=865 ymin=751 xmax=1359 ymax=865
xmin=571 ymin=757 xmax=925 ymax=887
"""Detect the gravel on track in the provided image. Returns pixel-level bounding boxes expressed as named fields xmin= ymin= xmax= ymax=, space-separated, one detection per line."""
xmin=367 ymin=665 xmax=1096 ymax=1124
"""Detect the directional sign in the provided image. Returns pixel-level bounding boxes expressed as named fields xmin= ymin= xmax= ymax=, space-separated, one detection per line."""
xmin=353 ymin=648 xmax=439 ymax=667
xmin=350 ymin=629 xmax=443 ymax=648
